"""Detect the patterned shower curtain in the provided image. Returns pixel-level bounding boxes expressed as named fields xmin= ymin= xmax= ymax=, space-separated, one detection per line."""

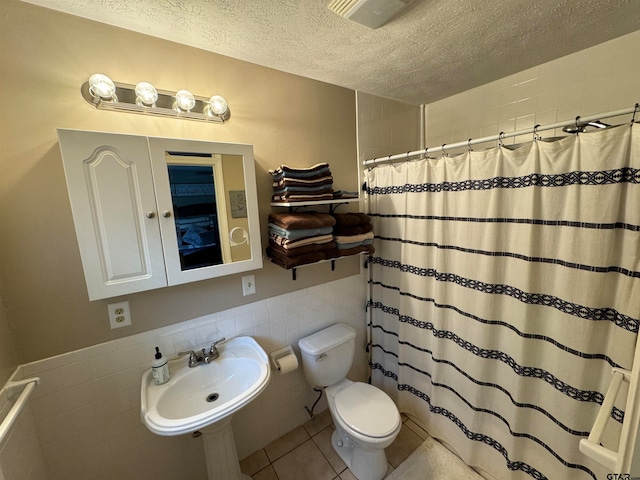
xmin=365 ymin=124 xmax=640 ymax=480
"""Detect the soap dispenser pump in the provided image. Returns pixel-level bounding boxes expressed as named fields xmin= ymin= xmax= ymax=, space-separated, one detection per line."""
xmin=152 ymin=347 xmax=170 ymax=385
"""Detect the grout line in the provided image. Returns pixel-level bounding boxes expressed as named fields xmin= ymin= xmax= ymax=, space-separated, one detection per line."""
xmin=311 ymin=426 xmax=346 ymax=476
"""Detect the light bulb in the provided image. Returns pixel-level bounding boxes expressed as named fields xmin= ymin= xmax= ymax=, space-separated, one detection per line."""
xmin=135 ymin=82 xmax=158 ymax=107
xmin=174 ymin=89 xmax=195 ymax=112
xmin=88 ymin=74 xmax=116 ymax=100
xmin=208 ymin=95 xmax=228 ymax=116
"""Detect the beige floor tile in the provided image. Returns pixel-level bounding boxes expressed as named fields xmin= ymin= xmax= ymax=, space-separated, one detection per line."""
xmin=385 ymin=424 xmax=424 ymax=468
xmin=383 ymin=463 xmax=395 ymax=478
xmin=272 ymin=439 xmax=336 ymax=480
xmin=264 ymin=425 xmax=310 ymax=462
xmin=252 ymin=465 xmax=278 ymax=480
xmin=312 ymin=426 xmax=346 ymax=474
xmin=240 ymin=449 xmax=270 ymax=476
xmin=304 ymin=408 xmax=333 ymax=437
xmin=339 ymin=468 xmax=358 ymax=480
xmin=404 ymin=419 xmax=429 ymax=440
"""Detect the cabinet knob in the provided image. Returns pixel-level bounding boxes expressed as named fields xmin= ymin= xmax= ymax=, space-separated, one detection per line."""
xmin=162 ymin=211 xmax=171 ymax=218
xmin=145 ymin=211 xmax=156 ymax=219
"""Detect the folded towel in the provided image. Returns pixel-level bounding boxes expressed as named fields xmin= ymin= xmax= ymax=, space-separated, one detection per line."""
xmin=334 ymin=231 xmax=374 ymax=245
xmin=272 ymin=193 xmax=334 ymax=202
xmin=333 ymin=223 xmax=373 ymax=236
xmin=269 ymin=163 xmax=331 ymax=180
xmin=269 ymin=212 xmax=336 ymax=230
xmin=332 ymin=190 xmax=359 ymax=199
xmin=332 ymin=212 xmax=371 ymax=226
xmin=267 ymin=247 xmax=339 ymax=270
xmin=336 ymin=244 xmax=375 ymax=257
xmin=268 ymin=224 xmax=333 ymax=240
xmin=273 ymin=185 xmax=334 ymax=195
xmin=269 ymin=232 xmax=334 ymax=249
xmin=273 ymin=176 xmax=334 ymax=188
xmin=268 ymin=239 xmax=337 ymax=257
xmin=337 ymin=239 xmax=373 ymax=249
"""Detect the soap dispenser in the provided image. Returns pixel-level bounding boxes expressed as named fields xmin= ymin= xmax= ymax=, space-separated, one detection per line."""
xmin=152 ymin=347 xmax=170 ymax=385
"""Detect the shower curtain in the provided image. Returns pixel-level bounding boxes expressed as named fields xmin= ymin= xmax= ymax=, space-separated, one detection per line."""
xmin=366 ymin=124 xmax=640 ymax=480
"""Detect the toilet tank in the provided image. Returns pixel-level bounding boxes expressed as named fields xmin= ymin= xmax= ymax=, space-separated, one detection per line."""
xmin=298 ymin=323 xmax=356 ymax=387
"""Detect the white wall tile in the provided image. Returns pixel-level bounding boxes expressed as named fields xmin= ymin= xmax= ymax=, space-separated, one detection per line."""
xmin=425 ymin=30 xmax=640 ymax=151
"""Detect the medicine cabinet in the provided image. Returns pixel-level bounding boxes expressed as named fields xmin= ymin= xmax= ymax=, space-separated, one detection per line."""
xmin=58 ymin=129 xmax=262 ymax=300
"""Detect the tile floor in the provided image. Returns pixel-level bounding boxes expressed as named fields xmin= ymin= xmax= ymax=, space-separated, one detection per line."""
xmin=240 ymin=410 xmax=428 ymax=480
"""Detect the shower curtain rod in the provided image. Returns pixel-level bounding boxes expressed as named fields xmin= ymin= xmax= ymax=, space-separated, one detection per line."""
xmin=363 ymin=103 xmax=639 ymax=167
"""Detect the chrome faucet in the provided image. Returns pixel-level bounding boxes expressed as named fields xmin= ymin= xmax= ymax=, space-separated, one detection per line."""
xmin=207 ymin=338 xmax=226 ymax=362
xmin=177 ymin=349 xmax=203 ymax=368
xmin=178 ymin=337 xmax=226 ymax=367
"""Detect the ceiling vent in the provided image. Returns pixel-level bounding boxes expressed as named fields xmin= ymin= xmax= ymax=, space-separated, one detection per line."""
xmin=327 ymin=0 xmax=413 ymax=29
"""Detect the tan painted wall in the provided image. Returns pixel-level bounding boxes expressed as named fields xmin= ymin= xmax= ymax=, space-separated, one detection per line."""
xmin=0 ymin=0 xmax=359 ymax=364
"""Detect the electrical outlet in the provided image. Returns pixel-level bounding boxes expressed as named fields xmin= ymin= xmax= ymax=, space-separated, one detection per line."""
xmin=108 ymin=301 xmax=131 ymax=329
xmin=242 ymin=274 xmax=256 ymax=296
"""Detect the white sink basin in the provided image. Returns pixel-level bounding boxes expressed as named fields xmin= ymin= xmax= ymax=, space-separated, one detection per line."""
xmin=141 ymin=336 xmax=270 ymax=436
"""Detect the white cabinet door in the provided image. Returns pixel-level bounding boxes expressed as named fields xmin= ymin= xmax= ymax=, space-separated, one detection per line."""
xmin=58 ymin=129 xmax=167 ymax=300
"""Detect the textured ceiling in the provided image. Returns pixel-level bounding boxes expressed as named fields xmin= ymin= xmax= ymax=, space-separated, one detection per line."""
xmin=20 ymin=0 xmax=640 ymax=105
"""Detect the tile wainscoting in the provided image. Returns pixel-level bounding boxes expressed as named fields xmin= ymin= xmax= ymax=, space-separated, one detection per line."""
xmin=9 ymin=273 xmax=367 ymax=480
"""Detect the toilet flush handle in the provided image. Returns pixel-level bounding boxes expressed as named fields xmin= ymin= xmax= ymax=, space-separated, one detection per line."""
xmin=316 ymin=353 xmax=327 ymax=362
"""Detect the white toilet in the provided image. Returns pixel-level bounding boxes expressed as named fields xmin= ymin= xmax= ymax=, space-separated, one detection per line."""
xmin=298 ymin=323 xmax=401 ymax=480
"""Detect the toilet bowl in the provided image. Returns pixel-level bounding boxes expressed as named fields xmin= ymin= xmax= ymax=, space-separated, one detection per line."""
xmin=298 ymin=323 xmax=401 ymax=480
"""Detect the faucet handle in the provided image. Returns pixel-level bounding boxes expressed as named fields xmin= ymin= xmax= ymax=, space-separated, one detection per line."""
xmin=178 ymin=349 xmax=202 ymax=367
xmin=205 ymin=338 xmax=226 ymax=362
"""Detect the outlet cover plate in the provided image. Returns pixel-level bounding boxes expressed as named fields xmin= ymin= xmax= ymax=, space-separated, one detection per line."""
xmin=108 ymin=301 xmax=132 ymax=329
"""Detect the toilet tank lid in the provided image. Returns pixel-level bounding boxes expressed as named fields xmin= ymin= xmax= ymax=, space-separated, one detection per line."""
xmin=298 ymin=323 xmax=356 ymax=355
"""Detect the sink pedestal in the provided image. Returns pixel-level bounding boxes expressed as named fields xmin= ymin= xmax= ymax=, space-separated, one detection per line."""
xmin=201 ymin=416 xmax=251 ymax=480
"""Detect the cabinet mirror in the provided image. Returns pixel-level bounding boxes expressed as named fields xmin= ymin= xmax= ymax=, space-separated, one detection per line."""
xmin=58 ymin=130 xmax=262 ymax=300
xmin=148 ymin=137 xmax=261 ymax=286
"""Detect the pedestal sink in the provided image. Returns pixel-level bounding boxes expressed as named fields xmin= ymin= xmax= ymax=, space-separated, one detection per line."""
xmin=141 ymin=336 xmax=270 ymax=480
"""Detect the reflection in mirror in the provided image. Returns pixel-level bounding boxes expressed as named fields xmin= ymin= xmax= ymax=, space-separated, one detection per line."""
xmin=168 ymin=162 xmax=223 ymax=270
xmin=165 ymin=152 xmax=251 ymax=272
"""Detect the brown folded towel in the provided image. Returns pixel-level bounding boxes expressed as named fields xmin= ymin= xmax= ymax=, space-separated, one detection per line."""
xmin=269 ymin=212 xmax=336 ymax=230
xmin=272 ymin=193 xmax=334 ymax=202
xmin=332 ymin=213 xmax=371 ymax=226
xmin=336 ymin=244 xmax=375 ymax=257
xmin=268 ymin=240 xmax=337 ymax=257
xmin=267 ymin=247 xmax=339 ymax=270
xmin=273 ymin=176 xmax=334 ymax=188
xmin=333 ymin=223 xmax=373 ymax=236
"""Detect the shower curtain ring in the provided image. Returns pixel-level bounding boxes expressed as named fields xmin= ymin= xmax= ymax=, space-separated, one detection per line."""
xmin=498 ymin=132 xmax=505 ymax=148
xmin=387 ymin=155 xmax=393 ymax=166
xmin=575 ymin=115 xmax=581 ymax=134
xmin=468 ymin=138 xmax=473 ymax=152
xmin=533 ymin=124 xmax=541 ymax=141
xmin=442 ymin=144 xmax=448 ymax=157
xmin=406 ymin=151 xmax=411 ymax=161
xmin=631 ymin=103 xmax=639 ymax=126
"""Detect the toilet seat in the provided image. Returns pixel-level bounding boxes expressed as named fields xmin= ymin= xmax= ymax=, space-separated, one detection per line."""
xmin=333 ymin=382 xmax=400 ymax=438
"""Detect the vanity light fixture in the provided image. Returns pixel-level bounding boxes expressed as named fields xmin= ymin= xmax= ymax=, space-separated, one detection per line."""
xmin=135 ymin=82 xmax=158 ymax=107
xmin=204 ymin=95 xmax=229 ymax=118
xmin=174 ymin=89 xmax=196 ymax=112
xmin=81 ymin=74 xmax=231 ymax=123
xmin=88 ymin=74 xmax=117 ymax=101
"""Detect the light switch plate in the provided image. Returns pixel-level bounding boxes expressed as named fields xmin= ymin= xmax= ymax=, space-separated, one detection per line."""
xmin=242 ymin=275 xmax=256 ymax=296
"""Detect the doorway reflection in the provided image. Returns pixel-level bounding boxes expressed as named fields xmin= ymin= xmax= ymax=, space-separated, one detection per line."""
xmin=167 ymin=164 xmax=223 ymax=271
